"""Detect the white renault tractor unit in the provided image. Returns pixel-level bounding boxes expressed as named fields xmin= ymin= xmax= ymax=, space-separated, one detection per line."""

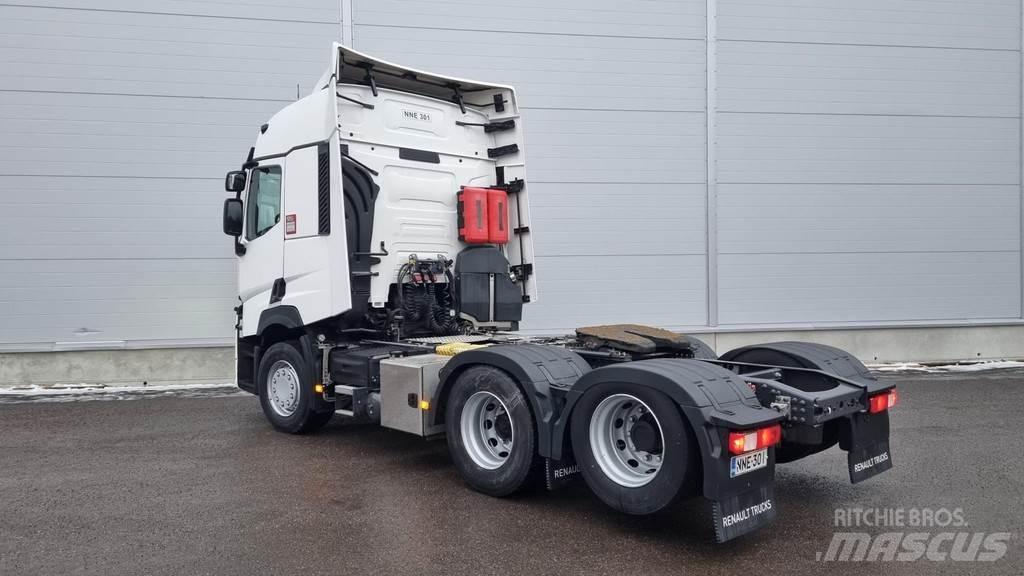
xmin=222 ymin=44 xmax=897 ymax=542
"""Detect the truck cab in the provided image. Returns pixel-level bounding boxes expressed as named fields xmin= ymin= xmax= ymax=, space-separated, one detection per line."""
xmin=224 ymin=44 xmax=535 ymax=350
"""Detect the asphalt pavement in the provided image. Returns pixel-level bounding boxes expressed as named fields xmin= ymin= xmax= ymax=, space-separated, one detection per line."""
xmin=1 ymin=368 xmax=1022 ymax=575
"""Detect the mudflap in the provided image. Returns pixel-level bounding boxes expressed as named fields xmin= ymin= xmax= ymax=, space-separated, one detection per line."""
xmin=712 ymin=485 xmax=777 ymax=543
xmin=841 ymin=411 xmax=893 ymax=484
xmin=545 ymin=454 xmax=581 ymax=491
xmin=698 ymin=424 xmax=780 ymax=543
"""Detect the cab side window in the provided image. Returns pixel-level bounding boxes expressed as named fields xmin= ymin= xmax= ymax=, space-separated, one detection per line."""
xmin=245 ymin=166 xmax=282 ymax=240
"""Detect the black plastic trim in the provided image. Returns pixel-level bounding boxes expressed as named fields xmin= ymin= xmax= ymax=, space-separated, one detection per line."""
xmin=269 ymin=278 xmax=286 ymax=304
xmin=487 ymin=144 xmax=519 ymax=158
xmin=257 ymin=305 xmax=303 ymax=336
xmin=399 ymin=147 xmax=441 ymax=164
xmin=317 ymin=142 xmax=331 ymax=235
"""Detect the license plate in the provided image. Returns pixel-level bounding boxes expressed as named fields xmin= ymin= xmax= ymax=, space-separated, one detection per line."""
xmin=730 ymin=448 xmax=768 ymax=478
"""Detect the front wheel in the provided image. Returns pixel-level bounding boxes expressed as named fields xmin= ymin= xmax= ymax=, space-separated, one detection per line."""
xmin=571 ymin=383 xmax=699 ymax=515
xmin=257 ymin=340 xmax=332 ymax=434
xmin=445 ymin=366 xmax=539 ymax=497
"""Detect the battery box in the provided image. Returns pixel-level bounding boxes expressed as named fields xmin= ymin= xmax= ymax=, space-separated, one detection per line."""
xmin=380 ymin=353 xmax=450 ymax=437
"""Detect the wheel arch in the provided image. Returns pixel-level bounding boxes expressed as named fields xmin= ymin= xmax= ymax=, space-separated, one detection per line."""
xmin=553 ymin=359 xmax=782 ymax=499
xmin=254 ymin=305 xmax=321 ymax=403
xmin=718 ymin=341 xmax=875 ymax=383
xmin=433 ymin=344 xmax=591 ymax=458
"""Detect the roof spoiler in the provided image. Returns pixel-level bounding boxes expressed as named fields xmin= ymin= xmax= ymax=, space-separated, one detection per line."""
xmin=321 ymin=43 xmax=515 ymax=114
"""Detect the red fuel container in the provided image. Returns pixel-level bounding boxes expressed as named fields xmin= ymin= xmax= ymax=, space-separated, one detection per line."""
xmin=487 ymin=189 xmax=509 ymax=244
xmin=458 ymin=187 xmax=490 ymax=244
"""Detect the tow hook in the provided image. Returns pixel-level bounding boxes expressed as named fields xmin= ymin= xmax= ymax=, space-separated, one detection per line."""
xmin=769 ymin=396 xmax=792 ymax=418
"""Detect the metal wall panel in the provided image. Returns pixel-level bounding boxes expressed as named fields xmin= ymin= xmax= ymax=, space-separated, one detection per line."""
xmin=524 ymin=109 xmax=706 ymax=184
xmin=15 ymin=1 xmax=340 ymax=21
xmin=0 ymin=2 xmax=340 ymax=349
xmin=714 ymin=0 xmax=1022 ymax=327
xmin=525 ymin=255 xmax=708 ymax=330
xmin=717 ymin=0 xmax=1021 ymax=49
xmin=531 ymin=183 xmax=707 ymax=256
xmin=718 ymin=42 xmax=1021 ymax=117
xmin=353 ymin=0 xmax=706 ymax=39
xmin=718 ymin=184 xmax=1021 ymax=254
xmin=717 ymin=114 xmax=1020 ymax=185
xmin=0 ymin=259 xmax=236 ymax=346
xmin=0 ymin=91 xmax=281 ymax=179
xmin=719 ymin=252 xmax=1021 ymax=324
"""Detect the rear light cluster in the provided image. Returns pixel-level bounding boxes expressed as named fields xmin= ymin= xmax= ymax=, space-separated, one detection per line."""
xmin=457 ymin=187 xmax=508 ymax=245
xmin=728 ymin=424 xmax=782 ymax=455
xmin=869 ymin=389 xmax=898 ymax=414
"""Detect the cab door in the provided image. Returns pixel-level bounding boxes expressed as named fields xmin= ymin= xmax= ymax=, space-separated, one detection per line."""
xmin=238 ymin=164 xmax=285 ymax=336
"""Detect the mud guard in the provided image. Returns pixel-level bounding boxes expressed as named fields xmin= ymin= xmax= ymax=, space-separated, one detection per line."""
xmin=720 ymin=342 xmax=894 ymax=483
xmin=432 ymin=344 xmax=591 ymax=459
xmin=553 ymin=359 xmax=783 ymax=542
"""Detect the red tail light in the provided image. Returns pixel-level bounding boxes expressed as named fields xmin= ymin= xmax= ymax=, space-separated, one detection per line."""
xmin=869 ymin=389 xmax=898 ymax=414
xmin=728 ymin=424 xmax=782 ymax=455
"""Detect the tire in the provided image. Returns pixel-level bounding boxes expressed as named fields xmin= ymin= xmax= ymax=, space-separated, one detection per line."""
xmin=445 ymin=365 xmax=539 ymax=497
xmin=571 ymin=383 xmax=699 ymax=515
xmin=257 ymin=340 xmax=332 ymax=434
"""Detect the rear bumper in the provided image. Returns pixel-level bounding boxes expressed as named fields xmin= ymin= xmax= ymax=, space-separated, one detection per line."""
xmin=688 ymin=403 xmax=894 ymax=542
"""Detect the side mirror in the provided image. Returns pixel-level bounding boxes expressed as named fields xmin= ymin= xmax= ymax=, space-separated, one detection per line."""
xmin=225 ymin=170 xmax=246 ymax=193
xmin=223 ymin=198 xmax=244 ymax=237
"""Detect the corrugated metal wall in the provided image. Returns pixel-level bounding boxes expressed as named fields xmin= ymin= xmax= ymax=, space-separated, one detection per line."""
xmin=0 ymin=0 xmax=1021 ymax=351
xmin=713 ymin=0 xmax=1022 ymax=326
xmin=0 ymin=2 xmax=342 ymax=350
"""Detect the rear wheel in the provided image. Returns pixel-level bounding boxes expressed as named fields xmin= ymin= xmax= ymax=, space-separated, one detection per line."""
xmin=445 ymin=366 xmax=539 ymax=497
xmin=257 ymin=340 xmax=332 ymax=434
xmin=572 ymin=383 xmax=698 ymax=515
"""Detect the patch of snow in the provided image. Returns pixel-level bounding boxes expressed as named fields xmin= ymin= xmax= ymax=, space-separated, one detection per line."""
xmin=0 ymin=382 xmax=235 ymax=396
xmin=870 ymin=360 xmax=1024 ymax=373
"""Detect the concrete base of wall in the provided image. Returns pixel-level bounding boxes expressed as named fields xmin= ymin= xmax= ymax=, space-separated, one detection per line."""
xmin=699 ymin=324 xmax=1024 ymax=364
xmin=0 ymin=347 xmax=234 ymax=390
xmin=2 ymin=324 xmax=1023 ymax=389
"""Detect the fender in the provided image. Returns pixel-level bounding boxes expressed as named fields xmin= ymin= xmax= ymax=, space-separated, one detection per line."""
xmin=254 ymin=305 xmax=330 ymax=412
xmin=719 ymin=341 xmax=893 ymax=480
xmin=256 ymin=305 xmax=312 ymax=368
xmin=719 ymin=341 xmax=876 ymax=385
xmin=257 ymin=305 xmax=304 ymax=335
xmin=552 ymin=358 xmax=782 ymax=500
xmin=433 ymin=344 xmax=590 ymax=458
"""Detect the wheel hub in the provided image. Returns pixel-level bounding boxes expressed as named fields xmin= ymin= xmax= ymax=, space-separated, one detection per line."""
xmin=268 ymin=360 xmax=300 ymax=417
xmin=630 ymin=417 xmax=662 ymax=453
xmin=460 ymin=391 xmax=514 ymax=470
xmin=589 ymin=394 xmax=665 ymax=487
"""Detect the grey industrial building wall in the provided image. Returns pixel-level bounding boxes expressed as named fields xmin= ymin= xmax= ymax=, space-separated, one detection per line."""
xmin=1 ymin=1 xmax=1023 ymax=359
